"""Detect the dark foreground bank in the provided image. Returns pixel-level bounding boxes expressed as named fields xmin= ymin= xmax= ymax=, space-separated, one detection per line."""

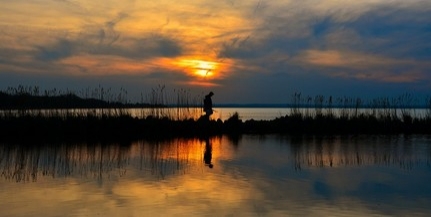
xmin=1 ymin=112 xmax=431 ymax=142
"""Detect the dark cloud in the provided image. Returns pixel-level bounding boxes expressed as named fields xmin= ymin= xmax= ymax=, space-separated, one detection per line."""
xmin=218 ymin=36 xmax=261 ymax=59
xmin=88 ymin=35 xmax=183 ymax=59
xmin=0 ymin=47 xmax=25 ymax=64
xmin=312 ymin=17 xmax=334 ymax=39
xmin=33 ymin=33 xmax=183 ymax=61
xmin=35 ymin=39 xmax=75 ymax=61
xmin=139 ymin=36 xmax=183 ymax=57
xmin=98 ymin=12 xmax=126 ymax=45
xmin=320 ymin=5 xmax=431 ymax=59
xmin=219 ymin=34 xmax=309 ymax=60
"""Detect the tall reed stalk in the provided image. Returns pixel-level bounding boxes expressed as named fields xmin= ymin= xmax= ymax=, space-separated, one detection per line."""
xmin=287 ymin=92 xmax=428 ymax=123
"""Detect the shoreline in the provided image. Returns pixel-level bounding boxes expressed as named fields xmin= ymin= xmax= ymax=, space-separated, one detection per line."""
xmin=1 ymin=113 xmax=431 ymax=142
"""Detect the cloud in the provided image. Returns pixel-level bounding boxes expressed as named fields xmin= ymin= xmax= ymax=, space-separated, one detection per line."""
xmin=36 ymin=39 xmax=75 ymax=61
xmin=86 ymin=35 xmax=183 ymax=59
xmin=295 ymin=49 xmax=429 ymax=83
xmin=33 ymin=20 xmax=183 ymax=63
xmin=297 ymin=50 xmax=409 ymax=68
xmin=1 ymin=0 xmax=431 ymax=102
xmin=216 ymin=1 xmax=429 ymax=73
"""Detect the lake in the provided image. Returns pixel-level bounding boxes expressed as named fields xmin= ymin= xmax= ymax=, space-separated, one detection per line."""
xmin=1 ymin=134 xmax=431 ymax=216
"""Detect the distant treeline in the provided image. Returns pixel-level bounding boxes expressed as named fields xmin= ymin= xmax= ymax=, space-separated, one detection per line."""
xmin=0 ymin=85 xmax=174 ymax=109
xmin=0 ymin=91 xmax=151 ymax=109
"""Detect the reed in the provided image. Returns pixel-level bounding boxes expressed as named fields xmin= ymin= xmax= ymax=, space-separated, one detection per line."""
xmin=1 ymin=86 xmax=431 ymax=139
xmin=140 ymin=84 xmax=203 ymax=120
xmin=0 ymin=85 xmax=206 ymax=121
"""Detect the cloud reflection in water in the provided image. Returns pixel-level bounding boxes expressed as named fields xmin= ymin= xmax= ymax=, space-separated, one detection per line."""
xmin=1 ymin=135 xmax=431 ymax=216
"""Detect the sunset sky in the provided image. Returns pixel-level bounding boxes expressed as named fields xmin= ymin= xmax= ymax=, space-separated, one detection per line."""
xmin=1 ymin=0 xmax=430 ymax=104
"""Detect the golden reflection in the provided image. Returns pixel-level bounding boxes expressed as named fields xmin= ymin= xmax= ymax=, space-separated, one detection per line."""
xmin=1 ymin=136 xmax=431 ymax=216
xmin=2 ymin=136 xmax=429 ymax=182
xmin=129 ymin=137 xmax=224 ymax=167
xmin=0 ymin=137 xmax=231 ymax=182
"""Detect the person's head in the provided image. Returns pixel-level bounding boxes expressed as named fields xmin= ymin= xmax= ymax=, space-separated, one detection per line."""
xmin=209 ymin=91 xmax=214 ymax=96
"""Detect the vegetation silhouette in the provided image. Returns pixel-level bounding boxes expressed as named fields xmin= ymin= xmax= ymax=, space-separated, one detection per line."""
xmin=1 ymin=85 xmax=431 ymax=142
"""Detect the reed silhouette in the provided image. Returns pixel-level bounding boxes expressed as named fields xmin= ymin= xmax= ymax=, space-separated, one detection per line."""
xmin=1 ymin=86 xmax=431 ymax=141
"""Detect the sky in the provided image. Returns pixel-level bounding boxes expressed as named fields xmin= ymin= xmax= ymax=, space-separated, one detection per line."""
xmin=1 ymin=0 xmax=430 ymax=104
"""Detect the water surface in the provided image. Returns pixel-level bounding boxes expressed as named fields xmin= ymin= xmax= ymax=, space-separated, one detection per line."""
xmin=1 ymin=135 xmax=431 ymax=216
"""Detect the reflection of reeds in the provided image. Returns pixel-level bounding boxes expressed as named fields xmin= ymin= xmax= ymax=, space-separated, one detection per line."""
xmin=287 ymin=135 xmax=431 ymax=170
xmin=0 ymin=138 xmax=215 ymax=182
xmin=0 ymin=142 xmax=132 ymax=182
xmin=1 ymin=135 xmax=430 ymax=183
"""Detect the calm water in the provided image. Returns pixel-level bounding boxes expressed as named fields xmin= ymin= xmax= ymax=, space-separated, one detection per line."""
xmin=1 ymin=134 xmax=431 ymax=216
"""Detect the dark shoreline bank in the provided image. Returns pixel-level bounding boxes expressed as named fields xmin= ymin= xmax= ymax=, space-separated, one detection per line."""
xmin=2 ymin=87 xmax=431 ymax=142
xmin=1 ymin=113 xmax=431 ymax=143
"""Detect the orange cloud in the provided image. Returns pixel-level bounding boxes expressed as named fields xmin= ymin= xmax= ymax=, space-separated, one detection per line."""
xmin=59 ymin=55 xmax=159 ymax=76
xmin=298 ymin=49 xmax=416 ymax=69
xmin=351 ymin=70 xmax=423 ymax=83
xmin=296 ymin=49 xmax=429 ymax=83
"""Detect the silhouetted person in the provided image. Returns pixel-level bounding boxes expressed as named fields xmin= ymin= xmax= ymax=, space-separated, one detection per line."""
xmin=204 ymin=137 xmax=213 ymax=168
xmin=203 ymin=91 xmax=214 ymax=120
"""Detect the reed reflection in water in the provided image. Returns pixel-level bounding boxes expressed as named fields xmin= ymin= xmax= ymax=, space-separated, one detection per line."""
xmin=1 ymin=135 xmax=431 ymax=216
xmin=0 ymin=137 xmax=224 ymax=182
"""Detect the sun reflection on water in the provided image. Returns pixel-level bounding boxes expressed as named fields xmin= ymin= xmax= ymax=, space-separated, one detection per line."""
xmin=1 ymin=135 xmax=431 ymax=216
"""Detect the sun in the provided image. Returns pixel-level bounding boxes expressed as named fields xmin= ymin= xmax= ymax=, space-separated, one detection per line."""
xmin=174 ymin=58 xmax=224 ymax=84
xmin=195 ymin=61 xmax=215 ymax=77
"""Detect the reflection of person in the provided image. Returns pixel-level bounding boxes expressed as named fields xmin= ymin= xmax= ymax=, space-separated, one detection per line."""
xmin=203 ymin=91 xmax=214 ymax=119
xmin=204 ymin=137 xmax=213 ymax=168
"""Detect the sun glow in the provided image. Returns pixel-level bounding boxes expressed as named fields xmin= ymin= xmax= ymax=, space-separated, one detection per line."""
xmin=195 ymin=61 xmax=216 ymax=77
xmin=171 ymin=57 xmax=234 ymax=86
xmin=176 ymin=59 xmax=218 ymax=78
